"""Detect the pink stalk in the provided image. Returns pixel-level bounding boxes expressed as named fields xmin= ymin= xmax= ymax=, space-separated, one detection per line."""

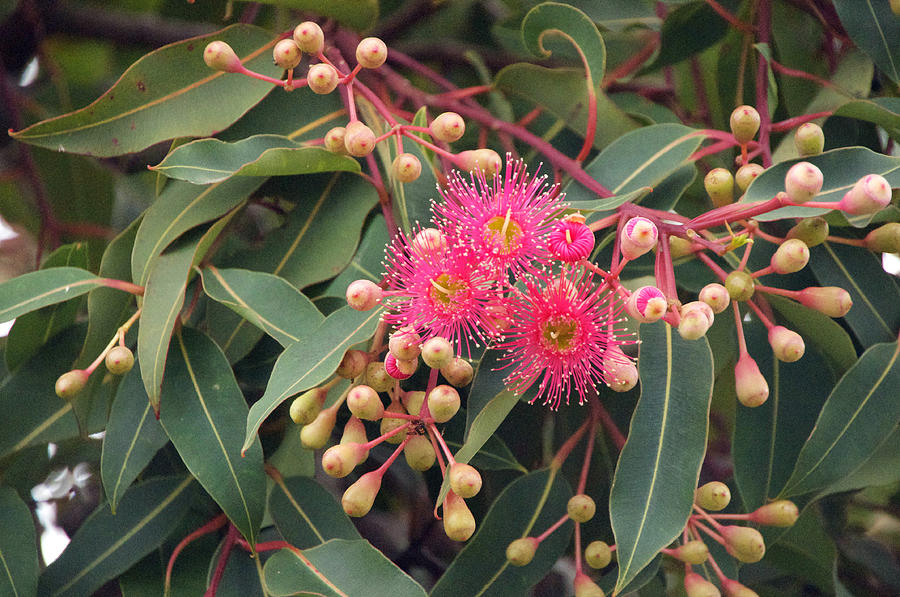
xmin=535 ymin=514 xmax=570 ymax=543
xmin=754 ymin=0 xmax=773 ymax=166
xmin=732 ymin=303 xmax=748 ymax=356
xmin=770 ymin=110 xmax=833 ymax=132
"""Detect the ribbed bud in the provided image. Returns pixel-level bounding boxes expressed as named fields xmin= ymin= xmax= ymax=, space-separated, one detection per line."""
xmin=735 ymin=353 xmax=769 ymax=407
xmin=347 ymin=384 xmax=384 ymax=420
xmin=574 ymin=572 xmax=606 ymax=597
xmin=365 ymin=361 xmax=394 ymax=392
xmin=443 ymin=491 xmax=476 ymax=541
xmin=421 ymin=336 xmax=453 ymax=369
xmin=768 ymin=326 xmax=805 ymax=362
xmin=603 ymin=349 xmax=639 ymax=392
xmin=337 ymin=349 xmax=368 ymax=379
xmin=704 ymin=168 xmax=735 ymax=208
xmin=402 ymin=391 xmax=425 ymax=416
xmin=679 ymin=301 xmax=714 ymax=341
xmin=321 ymin=443 xmax=365 ymax=478
xmin=105 ymin=346 xmax=135 ymax=375
xmin=794 ymin=122 xmax=825 ymax=156
xmin=343 ymin=121 xmax=376 ymax=156
xmin=323 ymin=127 xmax=347 ymax=153
xmin=584 ymin=541 xmax=612 ymax=569
xmin=684 ymin=572 xmax=722 ymax=597
xmin=55 ymin=370 xmax=89 ymax=400
xmin=620 ymin=217 xmax=659 ymax=260
xmin=797 ymin=286 xmax=852 ymax=318
xmin=695 ymin=481 xmax=731 ymax=511
xmin=384 ymin=353 xmax=417 ymax=380
xmin=412 ymin=228 xmax=447 ymax=258
xmin=722 ymin=579 xmax=760 ymax=597
xmin=341 ymin=416 xmax=369 ymax=459
xmin=392 ymin=153 xmax=421 ymax=183
xmin=203 ymin=41 xmax=242 ymax=72
xmin=449 ymin=463 xmax=483 ymax=498
xmin=272 ymin=39 xmax=302 ymax=70
xmin=290 ymin=388 xmax=326 ymax=425
xmin=730 ymin=105 xmax=761 ymax=143
xmin=440 ymin=357 xmax=474 ymax=387
xmin=430 ymin=112 xmax=466 ymax=143
xmin=721 ymin=525 xmax=766 ymax=563
xmin=457 ymin=149 xmax=502 ymax=179
xmin=770 ymin=238 xmax=810 ymax=274
xmin=699 ymin=283 xmax=730 ymax=313
xmin=786 ymin=217 xmax=828 ymax=247
xmin=506 ymin=537 xmax=538 ymax=566
xmin=404 ymin=434 xmax=436 ymax=471
xmin=673 ymin=540 xmax=709 ymax=565
xmin=838 ymin=174 xmax=893 ymax=215
xmin=380 ymin=402 xmax=408 ymax=444
xmin=341 ymin=471 xmax=381 ymax=517
xmin=626 ymin=286 xmax=667 ymax=323
xmin=735 ymin=163 xmax=764 ymax=192
xmin=307 ymin=63 xmax=339 ymax=95
xmin=292 ymin=21 xmax=324 ymax=54
xmin=356 ymin=37 xmax=388 ymax=69
xmin=427 ymin=384 xmax=460 ymax=423
xmin=725 ymin=270 xmax=754 ymax=301
xmin=346 ymin=279 xmax=382 ymax=310
xmin=864 ymin=222 xmax=900 ymax=253
xmin=784 ymin=162 xmax=824 ymax=204
xmin=750 ymin=499 xmax=799 ymax=527
xmin=300 ymin=408 xmax=337 ymax=450
xmin=567 ymin=494 xmax=596 ymax=523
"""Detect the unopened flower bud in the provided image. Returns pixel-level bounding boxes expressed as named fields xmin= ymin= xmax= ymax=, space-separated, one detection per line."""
xmin=730 ymin=105 xmax=761 ymax=143
xmin=620 ymin=217 xmax=658 ymax=260
xmin=290 ymin=387 xmax=326 ymax=425
xmin=346 ymin=279 xmax=382 ymax=310
xmin=506 ymin=537 xmax=538 ymax=566
xmin=323 ymin=127 xmax=347 ymax=154
xmin=427 ymin=384 xmax=460 ymax=423
xmin=321 ymin=443 xmax=365 ymax=478
xmin=626 ymin=286 xmax=667 ymax=323
xmin=365 ymin=361 xmax=394 ymax=393
xmin=673 ymin=540 xmax=709 ymax=565
xmin=341 ymin=415 xmax=369 ymax=459
xmin=735 ymin=163 xmax=764 ymax=192
xmin=380 ymin=402 xmax=408 ymax=444
xmin=786 ymin=217 xmax=828 ymax=247
xmin=449 ymin=463 xmax=483 ymax=498
xmin=272 ymin=39 xmax=302 ymax=70
xmin=337 ymin=349 xmax=368 ymax=379
xmin=750 ymin=499 xmax=799 ymax=527
xmin=864 ymin=222 xmax=900 ymax=253
xmin=356 ymin=37 xmax=387 ymax=69
xmin=343 ymin=121 xmax=376 ymax=157
xmin=796 ymin=286 xmax=852 ymax=318
xmin=721 ymin=525 xmax=766 ymax=563
xmin=784 ymin=162 xmax=823 ymax=204
xmin=574 ymin=572 xmax=606 ymax=597
xmin=420 ymin=337 xmax=452 ymax=369
xmin=443 ymin=491 xmax=476 ymax=541
xmin=347 ymin=384 xmax=384 ymax=420
xmin=391 ymin=152 xmax=422 ymax=183
xmin=412 ymin=227 xmax=447 ymax=258
xmin=735 ymin=353 xmax=769 ymax=407
xmin=725 ymin=270 xmax=754 ymax=301
xmin=584 ymin=541 xmax=612 ymax=569
xmin=55 ymin=370 xmax=88 ymax=400
xmin=722 ymin=579 xmax=760 ymax=597
xmin=203 ymin=41 xmax=242 ymax=72
xmin=300 ymin=408 xmax=337 ymax=450
xmin=699 ymin=283 xmax=730 ymax=314
xmin=770 ymin=238 xmax=810 ymax=274
xmin=679 ymin=301 xmax=714 ymax=340
xmin=389 ymin=327 xmax=421 ymax=360
xmin=105 ymin=346 xmax=135 ymax=375
xmin=402 ymin=390 xmax=425 ymax=416
xmin=838 ymin=174 xmax=893 ymax=215
xmin=768 ymin=326 xmax=805 ymax=362
xmin=695 ymin=481 xmax=731 ymax=511
xmin=794 ymin=122 xmax=825 ymax=156
xmin=603 ymin=349 xmax=638 ymax=392
xmin=548 ymin=218 xmax=595 ymax=262
xmin=440 ymin=357 xmax=473 ymax=387
xmin=404 ymin=434 xmax=436 ymax=471
xmin=684 ymin=572 xmax=721 ymax=597
xmin=293 ymin=21 xmax=324 ymax=54
xmin=669 ymin=235 xmax=695 ymax=259
xmin=567 ymin=494 xmax=596 ymax=523
xmin=704 ymin=168 xmax=734 ymax=208
xmin=307 ymin=63 xmax=339 ymax=95
xmin=430 ymin=112 xmax=466 ymax=143
xmin=457 ymin=149 xmax=502 ymax=179
xmin=342 ymin=471 xmax=381 ymax=517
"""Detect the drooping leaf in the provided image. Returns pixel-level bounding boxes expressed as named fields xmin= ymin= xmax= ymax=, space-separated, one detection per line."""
xmin=430 ymin=469 xmax=572 ymax=597
xmin=151 ymin=136 xmax=359 ymax=184
xmin=10 ymin=25 xmax=280 ymax=157
xmin=832 ymin=0 xmax=900 ymax=85
xmin=242 ymin=306 xmax=382 ymax=454
xmin=779 ymin=341 xmax=900 ymax=499
xmin=0 ymin=267 xmax=101 ymax=323
xmin=38 ymin=477 xmax=195 ymax=597
xmin=609 ymin=322 xmax=713 ymax=592
xmin=268 ymin=476 xmax=360 ymax=549
xmin=160 ymin=328 xmax=266 ymax=545
xmin=0 ymin=486 xmax=39 ymax=597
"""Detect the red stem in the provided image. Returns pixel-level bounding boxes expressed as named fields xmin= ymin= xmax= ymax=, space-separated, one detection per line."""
xmin=732 ymin=302 xmax=748 ymax=356
xmin=595 ymin=399 xmax=626 ymax=451
xmin=704 ymin=0 xmax=755 ymax=33
xmin=535 ymin=514 xmax=570 ymax=543
xmin=770 ymin=111 xmax=833 ymax=132
xmin=165 ymin=514 xmax=227 ymax=596
xmin=754 ymin=0 xmax=773 ymax=167
xmin=204 ymin=524 xmax=239 ymax=597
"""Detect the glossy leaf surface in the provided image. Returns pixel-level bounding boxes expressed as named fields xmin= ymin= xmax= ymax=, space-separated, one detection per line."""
xmin=0 ymin=486 xmax=38 ymax=597
xmin=0 ymin=267 xmax=100 ymax=323
xmin=268 ymin=476 xmax=360 ymax=549
xmin=832 ymin=0 xmax=900 ymax=85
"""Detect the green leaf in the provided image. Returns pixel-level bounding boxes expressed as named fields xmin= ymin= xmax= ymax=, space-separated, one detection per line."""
xmin=160 ymin=328 xmax=266 ymax=545
xmin=0 ymin=486 xmax=39 ymax=597
xmin=250 ymin=0 xmax=378 ymax=31
xmin=264 ymin=540 xmax=425 ymax=597
xmin=741 ymin=147 xmax=900 ymax=226
xmin=809 ymin=242 xmax=900 ymax=347
xmin=609 ymin=322 xmax=713 ymax=592
xmin=10 ymin=25 xmax=280 ymax=157
xmin=766 ymin=509 xmax=836 ymax=594
xmin=200 ymin=266 xmax=323 ymax=347
xmin=151 ymin=136 xmax=360 ymax=184
xmin=567 ymin=186 xmax=653 ymax=214
xmin=832 ymin=0 xmax=900 ymax=85
xmin=779 ymin=341 xmax=900 ymax=499
xmin=521 ymin=2 xmax=606 ymax=88
xmin=242 ymin=306 xmax=381 ymax=454
xmin=834 ymin=98 xmax=900 ymax=141
xmin=101 ymin=362 xmax=169 ymax=513
xmin=645 ymin=1 xmax=729 ymax=70
xmin=820 ymin=428 xmax=900 ymax=495
xmin=0 ymin=267 xmax=101 ymax=323
xmin=443 ymin=410 xmax=526 ymax=473
xmin=321 ymin=214 xmax=389 ymax=297
xmin=430 ymin=469 xmax=572 ymax=597
xmin=269 ymin=476 xmax=361 ymax=549
xmin=38 ymin=477 xmax=195 ymax=597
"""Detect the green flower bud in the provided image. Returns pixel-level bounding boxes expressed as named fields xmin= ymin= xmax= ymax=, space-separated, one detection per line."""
xmin=567 ymin=494 xmax=596 ymax=523
xmin=735 ymin=163 xmax=764 ymax=192
xmin=684 ymin=572 xmax=721 ymax=597
xmin=768 ymin=326 xmax=805 ymax=362
xmin=750 ymin=499 xmax=799 ymax=527
xmin=699 ymin=283 xmax=730 ymax=314
xmin=55 ymin=370 xmax=88 ymax=400
xmin=203 ymin=41 xmax=242 ymax=72
xmin=695 ymin=481 xmax=731 ymax=511
xmin=797 ymin=286 xmax=852 ymax=318
xmin=341 ymin=471 xmax=381 ymax=517
xmin=770 ymin=238 xmax=810 ymax=274
xmin=786 ymin=217 xmax=828 ymax=248
xmin=356 ymin=37 xmax=388 ymax=69
xmin=443 ymin=491 xmax=476 ymax=541
xmin=105 ymin=346 xmax=134 ymax=375
xmin=300 ymin=408 xmax=337 ymax=450
xmin=730 ymin=105 xmax=761 ymax=143
xmin=427 ymin=384 xmax=460 ymax=423
xmin=673 ymin=540 xmax=709 ymax=565
xmin=307 ymin=63 xmax=339 ymax=95
xmin=794 ymin=122 xmax=825 ymax=156
xmin=272 ymin=39 xmax=302 ymax=70
xmin=721 ymin=525 xmax=766 ymax=563
xmin=347 ymin=384 xmax=384 ymax=421
xmin=735 ymin=354 xmax=769 ymax=407
xmin=784 ymin=162 xmax=824 ymax=204
xmin=337 ymin=349 xmax=368 ymax=379
xmin=669 ymin=235 xmax=695 ymax=259
xmin=293 ymin=21 xmax=324 ymax=54
xmin=584 ymin=540 xmax=612 ymax=569
xmin=324 ymin=126 xmax=347 ymax=154
xmin=506 ymin=537 xmax=538 ymax=566
xmin=402 ymin=390 xmax=425 ymax=416
xmin=574 ymin=572 xmax=606 ymax=597
xmin=392 ymin=153 xmax=422 ymax=183
xmin=343 ymin=121 xmax=376 ymax=157
xmin=290 ymin=387 xmax=326 ymax=425
xmin=321 ymin=443 xmax=365 ymax=478
xmin=704 ymin=168 xmax=735 ymax=208
xmin=430 ymin=112 xmax=466 ymax=143
xmin=449 ymin=462 xmax=483 ymax=498
xmin=404 ymin=434 xmax=436 ymax=471
xmin=341 ymin=415 xmax=369 ymax=461
xmin=380 ymin=402 xmax=408 ymax=444
xmin=440 ymin=357 xmax=473 ymax=387
xmin=421 ymin=336 xmax=453 ymax=369
xmin=864 ymin=222 xmax=900 ymax=253
xmin=723 ymin=579 xmax=760 ymax=597
xmin=365 ymin=361 xmax=394 ymax=393
xmin=725 ymin=270 xmax=755 ymax=301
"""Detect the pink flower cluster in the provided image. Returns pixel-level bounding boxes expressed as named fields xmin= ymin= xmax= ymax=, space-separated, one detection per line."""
xmin=377 ymin=157 xmax=636 ymax=409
